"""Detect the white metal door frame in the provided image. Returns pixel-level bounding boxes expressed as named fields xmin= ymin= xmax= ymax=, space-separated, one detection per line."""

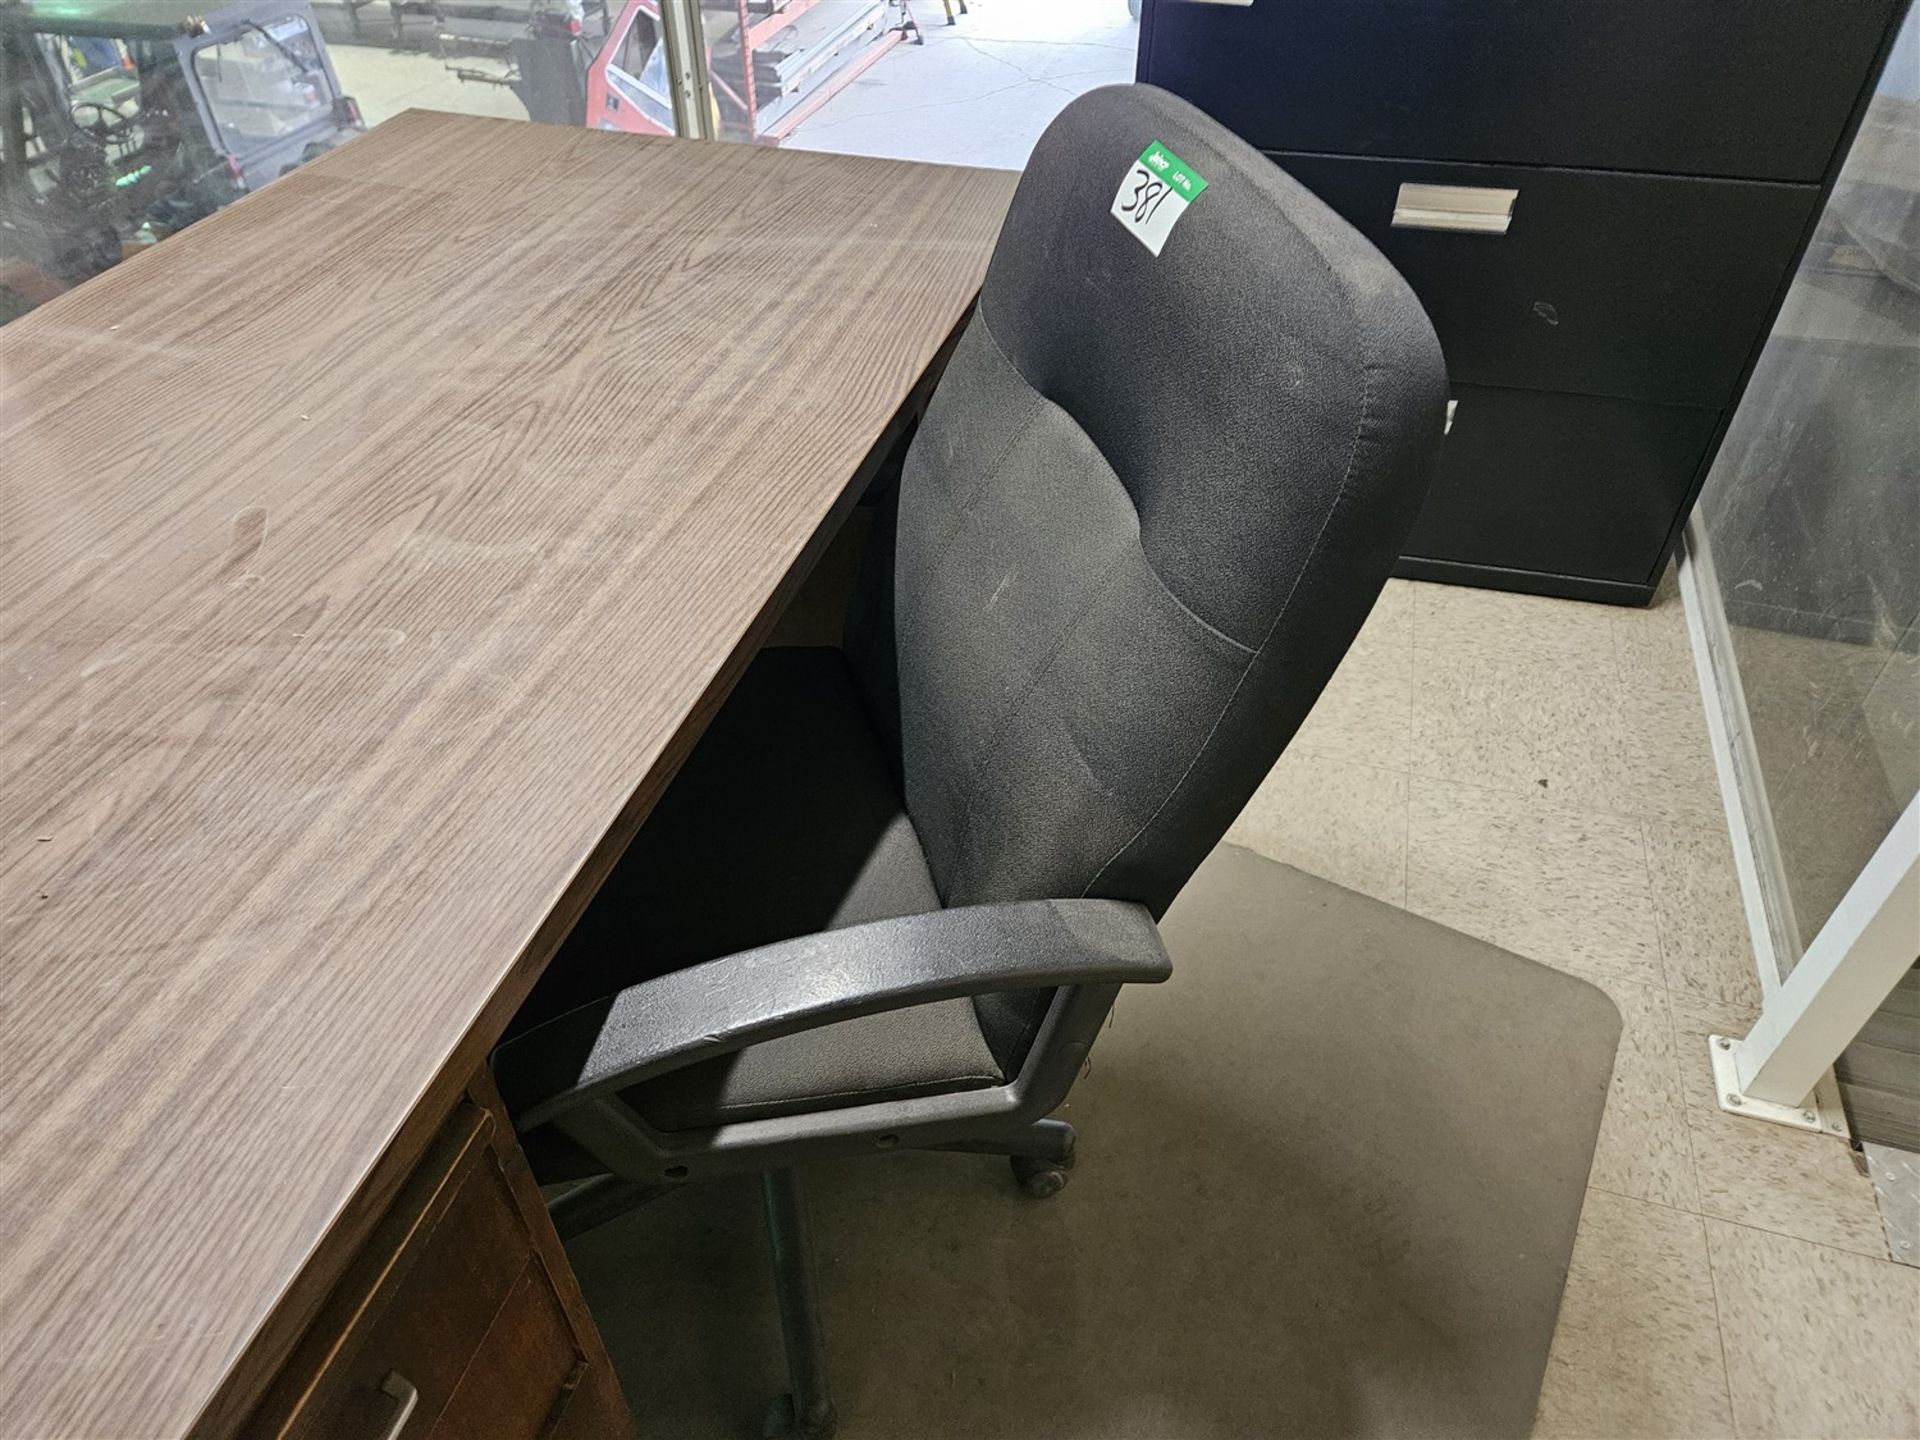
xmin=659 ymin=0 xmax=716 ymax=140
xmin=1717 ymin=795 xmax=1919 ymax=1115
xmin=1677 ymin=520 xmax=1805 ymax=993
xmin=1680 ymin=518 xmax=1919 ymax=1135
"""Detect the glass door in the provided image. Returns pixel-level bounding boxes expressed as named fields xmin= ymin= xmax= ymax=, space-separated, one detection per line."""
xmin=1688 ymin=9 xmax=1919 ymax=970
xmin=669 ymin=0 xmax=1138 ymax=162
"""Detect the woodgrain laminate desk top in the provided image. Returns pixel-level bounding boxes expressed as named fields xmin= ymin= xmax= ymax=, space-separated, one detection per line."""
xmin=0 ymin=112 xmax=1016 ymax=1440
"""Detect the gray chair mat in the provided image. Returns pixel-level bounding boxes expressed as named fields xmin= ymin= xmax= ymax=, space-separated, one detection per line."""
xmin=567 ymin=843 xmax=1623 ymax=1439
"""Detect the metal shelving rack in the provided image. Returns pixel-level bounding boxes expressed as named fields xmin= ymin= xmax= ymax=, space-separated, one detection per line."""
xmin=716 ymin=0 xmax=920 ymax=144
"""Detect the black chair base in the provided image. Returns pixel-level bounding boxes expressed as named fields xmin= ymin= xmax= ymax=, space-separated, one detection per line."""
xmin=548 ymin=1174 xmax=671 ymax=1241
xmin=925 ymin=1116 xmax=1077 ymax=1197
xmin=757 ymin=1120 xmax=1077 ymax=1439
xmin=763 ymin=1168 xmax=838 ymax=1440
xmin=549 ymin=1118 xmax=1080 ymax=1439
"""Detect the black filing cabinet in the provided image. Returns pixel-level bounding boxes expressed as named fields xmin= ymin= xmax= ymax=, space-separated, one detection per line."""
xmin=1137 ymin=0 xmax=1909 ymax=603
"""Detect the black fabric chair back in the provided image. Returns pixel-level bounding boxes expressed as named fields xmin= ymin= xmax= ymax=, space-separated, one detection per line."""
xmin=847 ymin=84 xmax=1445 ymax=1057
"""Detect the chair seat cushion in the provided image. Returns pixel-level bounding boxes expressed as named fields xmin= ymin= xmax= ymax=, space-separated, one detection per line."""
xmin=513 ymin=645 xmax=1002 ymax=1136
xmin=631 ymin=996 xmax=1001 ymax=1133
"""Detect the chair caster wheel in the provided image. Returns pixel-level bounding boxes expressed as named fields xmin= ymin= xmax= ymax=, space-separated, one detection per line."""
xmin=763 ymin=1391 xmax=837 ymax=1440
xmin=1010 ymin=1154 xmax=1070 ymax=1199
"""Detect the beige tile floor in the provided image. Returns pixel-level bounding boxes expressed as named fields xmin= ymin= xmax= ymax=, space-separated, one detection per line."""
xmin=1228 ymin=576 xmax=1920 ymax=1440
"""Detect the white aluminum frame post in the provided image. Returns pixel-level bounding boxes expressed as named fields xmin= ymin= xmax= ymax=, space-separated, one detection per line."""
xmin=1682 ymin=517 xmax=1920 ymax=1136
xmin=1710 ymin=794 xmax=1920 ymax=1131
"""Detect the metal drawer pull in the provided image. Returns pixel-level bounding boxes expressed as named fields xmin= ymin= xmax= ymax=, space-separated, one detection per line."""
xmin=1444 ymin=399 xmax=1458 ymax=435
xmin=376 ymin=1372 xmax=420 ymax=1440
xmin=1392 ymin=183 xmax=1518 ymax=234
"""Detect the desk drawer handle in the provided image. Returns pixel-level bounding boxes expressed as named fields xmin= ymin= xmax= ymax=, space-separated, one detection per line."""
xmin=376 ymin=1371 xmax=419 ymax=1440
xmin=1392 ymin=183 xmax=1518 ymax=235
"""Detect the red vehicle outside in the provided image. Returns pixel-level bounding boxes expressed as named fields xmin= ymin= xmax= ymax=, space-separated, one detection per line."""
xmin=585 ymin=0 xmax=675 ymax=136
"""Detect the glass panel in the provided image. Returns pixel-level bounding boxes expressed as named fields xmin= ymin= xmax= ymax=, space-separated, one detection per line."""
xmin=193 ymin=17 xmax=337 ymax=144
xmin=48 ymin=34 xmax=144 ymax=145
xmin=1694 ymin=9 xmax=1920 ymax=957
xmin=0 ymin=0 xmax=1141 ymax=324
xmin=602 ymin=6 xmax=675 ymax=133
xmin=58 ymin=34 xmax=134 ymax=85
xmin=709 ymin=0 xmax=1137 ymax=160
xmin=0 ymin=25 xmax=267 ymax=321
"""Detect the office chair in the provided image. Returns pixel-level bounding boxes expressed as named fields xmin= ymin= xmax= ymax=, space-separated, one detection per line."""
xmin=493 ymin=83 xmax=1446 ymax=1440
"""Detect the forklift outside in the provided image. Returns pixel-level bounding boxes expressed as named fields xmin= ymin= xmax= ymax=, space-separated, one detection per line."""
xmin=0 ymin=0 xmax=363 ymax=322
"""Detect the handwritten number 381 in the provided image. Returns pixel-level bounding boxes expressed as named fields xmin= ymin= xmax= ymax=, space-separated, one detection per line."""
xmin=1122 ymin=168 xmax=1173 ymax=224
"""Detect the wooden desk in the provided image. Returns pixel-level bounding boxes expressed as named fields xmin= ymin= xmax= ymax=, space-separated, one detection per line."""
xmin=0 ymin=113 xmax=1016 ymax=1439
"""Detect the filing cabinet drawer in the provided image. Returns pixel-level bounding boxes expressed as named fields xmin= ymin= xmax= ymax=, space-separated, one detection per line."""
xmin=251 ymin=1103 xmax=601 ymax=1440
xmin=1141 ymin=0 xmax=1896 ymax=182
xmin=1271 ymin=152 xmax=1816 ymax=408
xmin=1406 ymin=384 xmax=1720 ymax=585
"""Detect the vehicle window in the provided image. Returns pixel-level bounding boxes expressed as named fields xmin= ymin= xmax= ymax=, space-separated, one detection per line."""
xmin=192 ymin=15 xmax=335 ymax=145
xmin=606 ymin=10 xmax=673 ymax=130
xmin=17 ymin=34 xmax=147 ymax=161
xmin=59 ymin=34 xmax=131 ymax=83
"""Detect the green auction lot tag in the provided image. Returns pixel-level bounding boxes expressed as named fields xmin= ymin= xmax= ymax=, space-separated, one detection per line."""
xmin=1110 ymin=140 xmax=1209 ymax=256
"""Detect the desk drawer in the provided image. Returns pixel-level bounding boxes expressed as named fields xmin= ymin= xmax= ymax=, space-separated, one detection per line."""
xmin=255 ymin=1104 xmax=595 ymax=1440
xmin=1407 ymin=384 xmax=1720 ymax=585
xmin=1271 ymin=152 xmax=1815 ymax=408
xmin=1142 ymin=0 xmax=1895 ymax=182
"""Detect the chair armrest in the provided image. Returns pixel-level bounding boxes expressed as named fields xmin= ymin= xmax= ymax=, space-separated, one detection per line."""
xmin=494 ymin=898 xmax=1170 ymax=1129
